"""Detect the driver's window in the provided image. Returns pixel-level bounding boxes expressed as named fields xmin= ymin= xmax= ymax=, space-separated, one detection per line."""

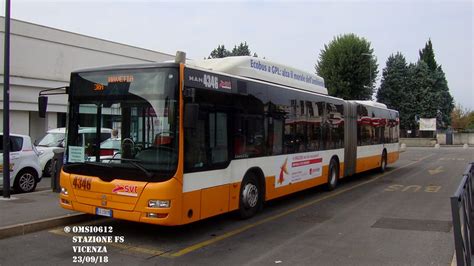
xmin=185 ymin=109 xmax=207 ymax=170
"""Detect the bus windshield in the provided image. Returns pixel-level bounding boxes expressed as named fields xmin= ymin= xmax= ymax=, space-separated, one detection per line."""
xmin=63 ymin=67 xmax=179 ymax=181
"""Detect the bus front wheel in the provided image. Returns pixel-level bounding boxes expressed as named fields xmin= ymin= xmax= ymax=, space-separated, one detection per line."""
xmin=239 ymin=173 xmax=261 ymax=219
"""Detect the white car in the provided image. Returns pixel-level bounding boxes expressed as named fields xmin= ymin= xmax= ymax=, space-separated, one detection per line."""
xmin=36 ymin=127 xmax=112 ymax=176
xmin=0 ymin=133 xmax=42 ymax=193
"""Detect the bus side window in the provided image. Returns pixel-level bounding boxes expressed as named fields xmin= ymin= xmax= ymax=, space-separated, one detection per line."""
xmin=283 ymin=99 xmax=299 ymax=154
xmin=267 ymin=117 xmax=283 ymax=155
xmin=234 ymin=114 xmax=264 ymax=158
xmin=210 ymin=112 xmax=228 ymax=164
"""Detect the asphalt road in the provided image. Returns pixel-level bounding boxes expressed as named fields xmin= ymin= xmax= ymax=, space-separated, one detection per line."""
xmin=1 ymin=147 xmax=473 ymax=265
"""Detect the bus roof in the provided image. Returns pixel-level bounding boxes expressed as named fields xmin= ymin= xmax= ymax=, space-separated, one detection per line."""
xmin=349 ymin=100 xmax=398 ymax=114
xmin=351 ymin=100 xmax=388 ymax=109
xmin=187 ymin=56 xmax=328 ymax=95
xmin=71 ymin=62 xmax=179 ymax=73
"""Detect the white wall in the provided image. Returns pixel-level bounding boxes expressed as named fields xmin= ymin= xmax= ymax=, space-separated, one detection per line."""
xmin=453 ymin=133 xmax=474 ymax=145
xmin=437 ymin=133 xmax=474 ymax=145
xmin=0 ymin=17 xmax=175 ymax=139
xmin=0 ymin=110 xmax=29 ymax=134
xmin=0 ymin=17 xmax=174 ymax=81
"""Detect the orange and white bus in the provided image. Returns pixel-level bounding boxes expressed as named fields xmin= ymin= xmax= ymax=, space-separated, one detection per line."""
xmin=53 ymin=52 xmax=399 ymax=225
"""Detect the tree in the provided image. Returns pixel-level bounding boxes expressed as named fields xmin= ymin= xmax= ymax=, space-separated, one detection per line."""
xmin=432 ymin=67 xmax=454 ymax=129
xmin=377 ymin=39 xmax=455 ymax=132
xmin=377 ymin=52 xmax=418 ymax=133
xmin=376 ymin=52 xmax=409 ymax=110
xmin=399 ymin=62 xmax=427 ymax=132
xmin=451 ymin=105 xmax=470 ymax=130
xmin=208 ymin=42 xmax=257 ymax=58
xmin=451 ymin=105 xmax=474 ymax=131
xmin=316 ymin=33 xmax=378 ymax=100
xmin=209 ymin=44 xmax=231 ymax=59
xmin=419 ymin=39 xmax=437 ymax=71
xmin=412 ymin=61 xmax=438 ymax=119
xmin=231 ymin=42 xmax=251 ymax=56
xmin=418 ymin=39 xmax=454 ymax=129
xmin=388 ymin=61 xmax=436 ymax=133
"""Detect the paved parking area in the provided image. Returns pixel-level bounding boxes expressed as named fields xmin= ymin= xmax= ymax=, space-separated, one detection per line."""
xmin=0 ymin=147 xmax=472 ymax=265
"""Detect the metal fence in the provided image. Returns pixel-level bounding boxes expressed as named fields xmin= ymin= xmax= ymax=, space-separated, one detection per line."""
xmin=451 ymin=162 xmax=474 ymax=266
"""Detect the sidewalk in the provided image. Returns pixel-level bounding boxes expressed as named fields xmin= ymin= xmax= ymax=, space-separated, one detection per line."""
xmin=0 ymin=190 xmax=76 ymax=227
xmin=0 ymin=184 xmax=95 ymax=239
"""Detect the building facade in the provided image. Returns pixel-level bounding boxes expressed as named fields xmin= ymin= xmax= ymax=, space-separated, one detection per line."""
xmin=0 ymin=17 xmax=174 ymax=142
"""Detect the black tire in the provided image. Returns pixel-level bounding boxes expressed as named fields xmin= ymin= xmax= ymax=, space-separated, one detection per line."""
xmin=380 ymin=151 xmax=388 ymax=173
xmin=14 ymin=169 xmax=38 ymax=193
xmin=324 ymin=159 xmax=339 ymax=191
xmin=44 ymin=160 xmax=53 ymax=177
xmin=239 ymin=173 xmax=262 ymax=219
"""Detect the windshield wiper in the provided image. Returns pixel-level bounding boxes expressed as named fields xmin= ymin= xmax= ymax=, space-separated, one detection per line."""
xmin=103 ymin=158 xmax=153 ymax=178
xmin=83 ymin=161 xmax=112 ymax=168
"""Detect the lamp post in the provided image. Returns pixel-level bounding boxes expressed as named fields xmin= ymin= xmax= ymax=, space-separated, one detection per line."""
xmin=3 ymin=0 xmax=11 ymax=199
xmin=361 ymin=53 xmax=372 ymax=90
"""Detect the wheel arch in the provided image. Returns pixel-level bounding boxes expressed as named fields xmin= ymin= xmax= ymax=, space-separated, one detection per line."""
xmin=244 ymin=167 xmax=266 ymax=203
xmin=18 ymin=166 xmax=41 ymax=181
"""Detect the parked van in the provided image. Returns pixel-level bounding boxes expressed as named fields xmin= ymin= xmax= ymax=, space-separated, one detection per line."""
xmin=35 ymin=127 xmax=112 ymax=176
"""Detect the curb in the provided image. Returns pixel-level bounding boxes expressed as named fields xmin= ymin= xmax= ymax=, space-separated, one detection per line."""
xmin=0 ymin=213 xmax=98 ymax=240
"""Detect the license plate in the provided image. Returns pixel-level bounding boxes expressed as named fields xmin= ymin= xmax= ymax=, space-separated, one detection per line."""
xmin=95 ymin=207 xmax=112 ymax=217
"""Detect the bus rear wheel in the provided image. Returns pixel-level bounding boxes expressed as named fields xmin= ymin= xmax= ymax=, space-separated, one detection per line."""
xmin=380 ymin=151 xmax=388 ymax=173
xmin=324 ymin=159 xmax=339 ymax=191
xmin=239 ymin=173 xmax=261 ymax=219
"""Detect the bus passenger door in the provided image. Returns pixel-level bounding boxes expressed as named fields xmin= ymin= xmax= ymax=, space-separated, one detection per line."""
xmin=183 ymin=106 xmax=231 ymax=221
xmin=202 ymin=110 xmax=231 ymax=219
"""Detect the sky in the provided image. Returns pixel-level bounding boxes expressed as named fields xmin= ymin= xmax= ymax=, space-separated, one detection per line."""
xmin=2 ymin=0 xmax=473 ymax=109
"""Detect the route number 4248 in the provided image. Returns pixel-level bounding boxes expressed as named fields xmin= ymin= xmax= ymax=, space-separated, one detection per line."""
xmin=72 ymin=176 xmax=92 ymax=191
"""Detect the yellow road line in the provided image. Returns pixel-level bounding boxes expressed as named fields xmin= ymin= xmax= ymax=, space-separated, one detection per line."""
xmin=48 ymin=154 xmax=432 ymax=259
xmin=167 ymin=154 xmax=433 ymax=258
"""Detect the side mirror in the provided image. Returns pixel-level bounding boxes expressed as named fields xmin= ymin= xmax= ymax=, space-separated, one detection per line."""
xmin=184 ymin=103 xmax=199 ymax=129
xmin=38 ymin=96 xmax=48 ymax=118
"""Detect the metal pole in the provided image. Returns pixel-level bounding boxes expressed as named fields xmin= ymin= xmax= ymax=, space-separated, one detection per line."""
xmin=361 ymin=53 xmax=372 ymax=93
xmin=451 ymin=195 xmax=465 ymax=266
xmin=369 ymin=62 xmax=371 ymax=89
xmin=3 ymin=0 xmax=11 ymax=198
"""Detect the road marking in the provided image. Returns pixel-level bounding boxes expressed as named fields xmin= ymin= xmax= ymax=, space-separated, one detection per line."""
xmin=384 ymin=184 xmax=442 ymax=193
xmin=439 ymin=158 xmax=465 ymax=161
xmin=166 ymin=154 xmax=434 ymax=258
xmin=429 ymin=166 xmax=444 ymax=175
xmin=425 ymin=186 xmax=442 ymax=193
xmin=401 ymin=185 xmax=421 ymax=192
xmin=47 ymin=154 xmax=433 ymax=259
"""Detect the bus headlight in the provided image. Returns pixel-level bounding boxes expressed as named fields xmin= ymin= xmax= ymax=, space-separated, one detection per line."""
xmin=148 ymin=200 xmax=170 ymax=208
xmin=60 ymin=187 xmax=68 ymax=195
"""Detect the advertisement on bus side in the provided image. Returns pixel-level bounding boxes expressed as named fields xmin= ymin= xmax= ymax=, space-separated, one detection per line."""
xmin=276 ymin=152 xmax=323 ymax=188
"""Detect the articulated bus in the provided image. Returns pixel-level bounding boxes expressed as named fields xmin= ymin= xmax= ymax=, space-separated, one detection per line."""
xmin=53 ymin=52 xmax=399 ymax=225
